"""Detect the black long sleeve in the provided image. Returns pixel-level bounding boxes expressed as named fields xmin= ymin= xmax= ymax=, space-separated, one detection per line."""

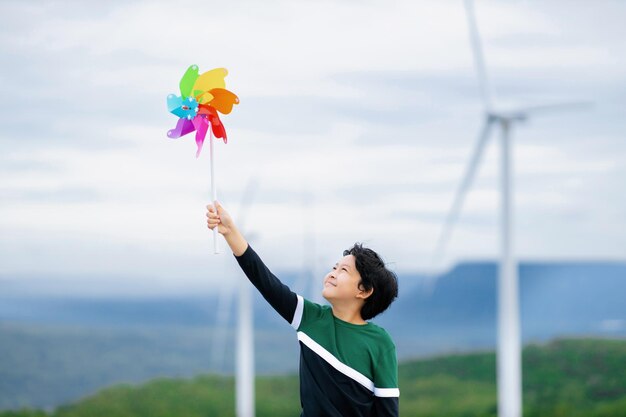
xmin=234 ymin=244 xmax=298 ymax=324
xmin=373 ymin=397 xmax=399 ymax=417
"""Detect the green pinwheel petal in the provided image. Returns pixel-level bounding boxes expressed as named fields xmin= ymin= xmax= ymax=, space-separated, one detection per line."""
xmin=179 ymin=65 xmax=199 ymax=99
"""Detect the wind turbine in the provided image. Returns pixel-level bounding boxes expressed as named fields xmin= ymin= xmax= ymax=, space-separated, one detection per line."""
xmin=429 ymin=2 xmax=590 ymax=417
xmin=210 ymin=177 xmax=260 ymax=417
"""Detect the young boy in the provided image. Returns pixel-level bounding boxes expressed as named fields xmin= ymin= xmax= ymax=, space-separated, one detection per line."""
xmin=206 ymin=201 xmax=400 ymax=417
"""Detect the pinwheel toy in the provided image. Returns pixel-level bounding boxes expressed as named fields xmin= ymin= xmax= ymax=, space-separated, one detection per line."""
xmin=166 ymin=65 xmax=239 ymax=253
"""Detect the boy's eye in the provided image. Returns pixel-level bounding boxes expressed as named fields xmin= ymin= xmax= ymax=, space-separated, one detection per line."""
xmin=342 ymin=268 xmax=348 ymax=272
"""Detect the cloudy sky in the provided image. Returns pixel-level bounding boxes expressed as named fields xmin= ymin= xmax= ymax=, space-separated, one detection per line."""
xmin=1 ymin=0 xmax=624 ymax=296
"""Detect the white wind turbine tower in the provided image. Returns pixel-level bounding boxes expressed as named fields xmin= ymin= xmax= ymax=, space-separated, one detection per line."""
xmin=210 ymin=177 xmax=260 ymax=417
xmin=430 ymin=2 xmax=590 ymax=417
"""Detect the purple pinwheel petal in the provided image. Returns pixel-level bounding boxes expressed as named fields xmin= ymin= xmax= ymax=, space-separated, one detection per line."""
xmin=167 ymin=118 xmax=196 ymax=139
xmin=192 ymin=116 xmax=209 ymax=158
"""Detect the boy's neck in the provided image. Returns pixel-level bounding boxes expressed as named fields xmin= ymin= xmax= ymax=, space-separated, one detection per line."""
xmin=331 ymin=304 xmax=368 ymax=325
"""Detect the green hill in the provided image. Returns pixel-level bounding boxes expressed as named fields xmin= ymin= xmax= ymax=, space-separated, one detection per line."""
xmin=3 ymin=338 xmax=626 ymax=417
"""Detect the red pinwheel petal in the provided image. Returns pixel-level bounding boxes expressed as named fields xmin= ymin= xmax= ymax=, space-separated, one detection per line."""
xmin=192 ymin=116 xmax=209 ymax=158
xmin=203 ymin=107 xmax=227 ymax=143
xmin=211 ymin=118 xmax=227 ymax=143
xmin=197 ymin=105 xmax=212 ymax=116
xmin=167 ymin=118 xmax=196 ymax=139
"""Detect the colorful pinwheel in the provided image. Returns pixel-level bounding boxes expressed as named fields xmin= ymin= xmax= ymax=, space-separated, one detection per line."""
xmin=166 ymin=65 xmax=239 ymax=253
xmin=166 ymin=65 xmax=239 ymax=158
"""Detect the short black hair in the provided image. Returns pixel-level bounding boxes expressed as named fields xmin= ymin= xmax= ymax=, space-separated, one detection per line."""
xmin=343 ymin=243 xmax=398 ymax=320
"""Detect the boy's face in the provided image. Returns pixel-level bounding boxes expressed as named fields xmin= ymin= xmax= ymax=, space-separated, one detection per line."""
xmin=322 ymin=254 xmax=366 ymax=302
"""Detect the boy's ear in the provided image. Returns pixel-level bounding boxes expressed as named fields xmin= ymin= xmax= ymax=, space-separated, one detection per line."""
xmin=357 ymin=284 xmax=374 ymax=300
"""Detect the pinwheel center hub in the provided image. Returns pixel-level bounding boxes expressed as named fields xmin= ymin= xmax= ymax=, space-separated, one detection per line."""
xmin=176 ymin=97 xmax=199 ymax=120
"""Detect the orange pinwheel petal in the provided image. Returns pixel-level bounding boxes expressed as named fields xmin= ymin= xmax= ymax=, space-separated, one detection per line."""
xmin=208 ymin=88 xmax=240 ymax=114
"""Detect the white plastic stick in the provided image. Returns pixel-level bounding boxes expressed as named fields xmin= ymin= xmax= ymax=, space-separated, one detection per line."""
xmin=209 ymin=126 xmax=220 ymax=254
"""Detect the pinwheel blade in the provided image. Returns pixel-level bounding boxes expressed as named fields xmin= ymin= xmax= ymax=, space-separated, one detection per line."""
xmin=206 ymin=109 xmax=227 ymax=142
xmin=167 ymin=94 xmax=183 ymax=113
xmin=167 ymin=117 xmax=196 ymax=139
xmin=197 ymin=105 xmax=211 ymax=116
xmin=180 ymin=65 xmax=200 ymax=99
xmin=197 ymin=91 xmax=215 ymax=105
xmin=192 ymin=116 xmax=209 ymax=158
xmin=209 ymin=88 xmax=240 ymax=114
xmin=211 ymin=121 xmax=226 ymax=142
xmin=192 ymin=68 xmax=227 ymax=97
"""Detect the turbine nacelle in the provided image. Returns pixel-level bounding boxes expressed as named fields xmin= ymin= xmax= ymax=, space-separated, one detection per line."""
xmin=487 ymin=112 xmax=528 ymax=124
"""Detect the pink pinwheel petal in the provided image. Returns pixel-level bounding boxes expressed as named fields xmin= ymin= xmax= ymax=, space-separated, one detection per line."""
xmin=192 ymin=116 xmax=209 ymax=158
xmin=167 ymin=118 xmax=196 ymax=139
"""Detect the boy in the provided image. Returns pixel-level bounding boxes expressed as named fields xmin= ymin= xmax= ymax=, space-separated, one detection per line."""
xmin=206 ymin=201 xmax=400 ymax=417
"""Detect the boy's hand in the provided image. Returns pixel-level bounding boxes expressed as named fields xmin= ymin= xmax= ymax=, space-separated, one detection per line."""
xmin=206 ymin=201 xmax=235 ymax=236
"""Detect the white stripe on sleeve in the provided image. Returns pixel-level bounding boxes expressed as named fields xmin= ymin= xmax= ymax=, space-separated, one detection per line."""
xmin=290 ymin=294 xmax=304 ymax=330
xmin=374 ymin=387 xmax=400 ymax=397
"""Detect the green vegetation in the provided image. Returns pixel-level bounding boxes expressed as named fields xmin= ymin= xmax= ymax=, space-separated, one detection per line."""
xmin=2 ymin=338 xmax=625 ymax=417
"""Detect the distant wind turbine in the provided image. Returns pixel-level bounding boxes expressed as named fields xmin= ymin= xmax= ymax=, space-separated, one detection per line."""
xmin=429 ymin=2 xmax=591 ymax=417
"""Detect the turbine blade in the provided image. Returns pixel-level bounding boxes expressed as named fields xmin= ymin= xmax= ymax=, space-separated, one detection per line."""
xmin=514 ymin=100 xmax=593 ymax=117
xmin=430 ymin=117 xmax=495 ymax=272
xmin=464 ymin=0 xmax=494 ymax=111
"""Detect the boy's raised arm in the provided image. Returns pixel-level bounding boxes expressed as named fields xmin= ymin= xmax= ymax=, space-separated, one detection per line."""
xmin=206 ymin=201 xmax=302 ymax=327
xmin=206 ymin=201 xmax=248 ymax=256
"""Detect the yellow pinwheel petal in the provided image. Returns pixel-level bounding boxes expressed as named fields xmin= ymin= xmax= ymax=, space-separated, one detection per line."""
xmin=196 ymin=91 xmax=215 ymax=105
xmin=192 ymin=68 xmax=227 ymax=96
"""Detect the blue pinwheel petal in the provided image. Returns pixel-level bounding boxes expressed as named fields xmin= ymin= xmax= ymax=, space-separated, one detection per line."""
xmin=167 ymin=94 xmax=198 ymax=120
xmin=167 ymin=94 xmax=183 ymax=113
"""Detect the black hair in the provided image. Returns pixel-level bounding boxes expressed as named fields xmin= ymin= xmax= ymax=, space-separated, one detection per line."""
xmin=343 ymin=243 xmax=398 ymax=320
